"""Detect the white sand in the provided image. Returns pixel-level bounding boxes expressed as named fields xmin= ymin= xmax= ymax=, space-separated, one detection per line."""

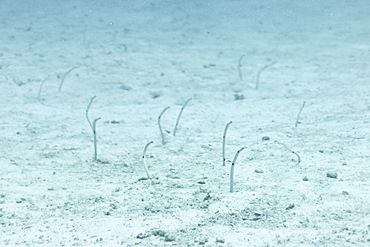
xmin=1 ymin=0 xmax=369 ymax=246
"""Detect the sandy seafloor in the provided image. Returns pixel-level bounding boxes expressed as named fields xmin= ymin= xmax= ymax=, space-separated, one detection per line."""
xmin=1 ymin=0 xmax=370 ymax=246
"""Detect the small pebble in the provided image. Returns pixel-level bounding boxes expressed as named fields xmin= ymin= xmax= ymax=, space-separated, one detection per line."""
xmin=254 ymin=211 xmax=264 ymax=217
xmin=198 ymin=237 xmax=209 ymax=244
xmin=119 ymin=84 xmax=132 ymax=91
xmin=302 ymin=176 xmax=309 ymax=181
xmin=262 ymin=136 xmax=270 ymax=141
xmin=16 ymin=198 xmax=26 ymax=203
xmin=164 ymin=234 xmax=176 ymax=242
xmin=136 ymin=232 xmax=149 ymax=239
xmin=326 ymin=172 xmax=338 ymax=179
xmin=216 ymin=238 xmax=225 ymax=243
xmin=254 ymin=169 xmax=264 ymax=173
xmin=150 ymin=91 xmax=161 ymax=99
xmin=152 ymin=230 xmax=166 ymax=237
xmin=234 ymin=94 xmax=244 ymax=100
xmin=203 ymin=193 xmax=211 ymax=201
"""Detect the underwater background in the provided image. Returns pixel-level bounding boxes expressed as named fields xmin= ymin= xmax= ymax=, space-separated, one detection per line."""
xmin=1 ymin=0 xmax=369 ymax=246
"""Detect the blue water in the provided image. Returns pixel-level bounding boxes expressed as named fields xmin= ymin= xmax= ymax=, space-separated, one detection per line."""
xmin=0 ymin=0 xmax=369 ymax=91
